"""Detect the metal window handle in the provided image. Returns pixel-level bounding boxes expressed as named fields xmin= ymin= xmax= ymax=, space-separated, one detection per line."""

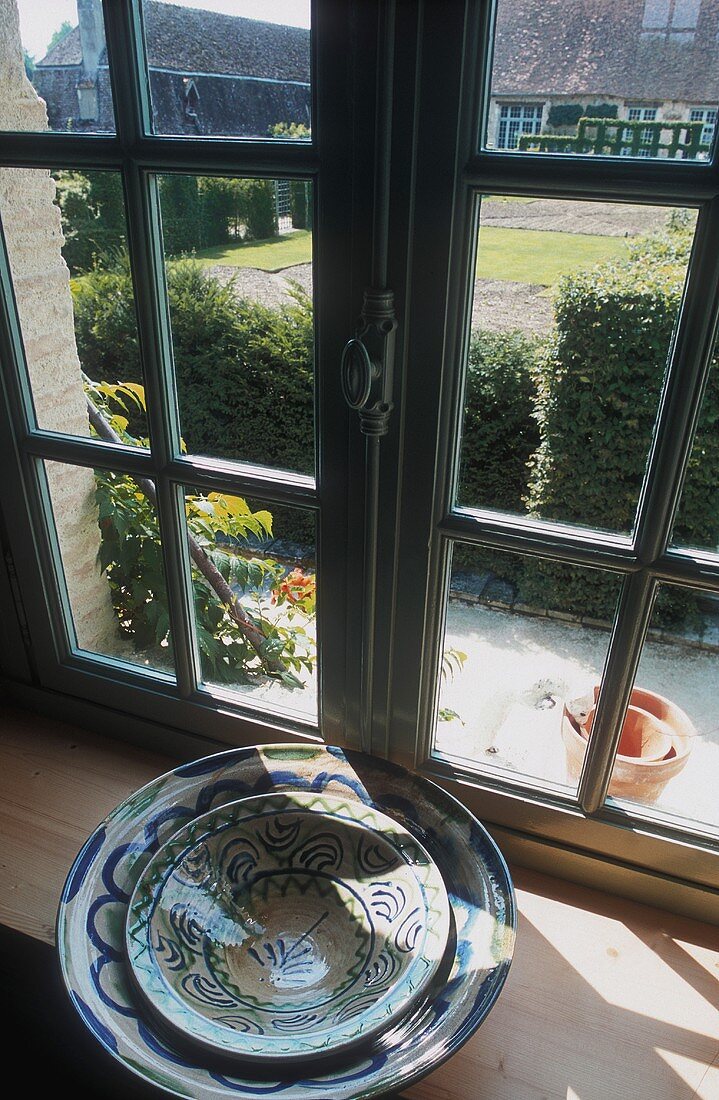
xmin=341 ymin=288 xmax=397 ymax=436
xmin=341 ymin=337 xmax=375 ymax=410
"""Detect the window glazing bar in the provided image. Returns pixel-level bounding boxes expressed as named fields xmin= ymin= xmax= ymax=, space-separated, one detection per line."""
xmin=464 ymin=153 xmax=719 ymax=204
xmin=164 ymin=459 xmax=318 ymax=510
xmin=440 ymin=511 xmax=636 ymax=568
xmin=23 ymin=434 xmax=153 ymax=477
xmin=0 ymin=133 xmax=318 ymax=178
xmin=577 ymin=571 xmax=656 ymax=813
xmin=103 ymin=2 xmax=199 ymax=699
xmin=634 ymin=199 xmax=719 ymax=563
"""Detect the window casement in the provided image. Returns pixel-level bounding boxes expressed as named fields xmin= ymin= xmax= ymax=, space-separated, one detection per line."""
xmin=690 ymin=106 xmax=718 ymax=151
xmin=1 ymin=0 xmax=718 ymax=921
xmin=495 ymin=102 xmax=543 ymax=150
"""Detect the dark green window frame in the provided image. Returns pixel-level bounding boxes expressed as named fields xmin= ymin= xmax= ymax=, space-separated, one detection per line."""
xmin=0 ymin=0 xmax=361 ymax=751
xmin=381 ymin=1 xmax=719 ymax=913
xmin=0 ymin=0 xmax=716 ymax=918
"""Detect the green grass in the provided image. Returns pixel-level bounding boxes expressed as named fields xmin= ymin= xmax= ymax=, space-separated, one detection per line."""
xmin=476 ymin=226 xmax=628 ymax=286
xmin=188 ymin=224 xmax=625 ymax=288
xmin=193 ymin=230 xmax=312 ymax=271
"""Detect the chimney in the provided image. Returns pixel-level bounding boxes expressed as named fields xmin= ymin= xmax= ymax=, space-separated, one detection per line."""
xmin=76 ymin=0 xmax=105 ymax=121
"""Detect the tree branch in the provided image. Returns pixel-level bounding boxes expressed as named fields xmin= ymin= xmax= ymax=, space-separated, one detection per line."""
xmin=85 ymin=394 xmax=285 ymax=674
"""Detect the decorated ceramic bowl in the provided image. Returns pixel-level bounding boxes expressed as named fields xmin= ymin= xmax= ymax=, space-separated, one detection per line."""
xmin=125 ymin=791 xmax=450 ymax=1064
xmin=58 ymin=744 xmax=515 ymax=1098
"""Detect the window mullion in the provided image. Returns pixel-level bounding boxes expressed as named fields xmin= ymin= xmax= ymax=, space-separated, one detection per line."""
xmin=634 ymin=198 xmax=719 ymax=564
xmin=102 ymin=2 xmax=199 ymax=699
xmin=577 ymin=571 xmax=656 ymax=813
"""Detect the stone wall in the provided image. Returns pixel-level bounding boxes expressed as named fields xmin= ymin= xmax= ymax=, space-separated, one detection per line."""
xmin=0 ymin=0 xmax=118 ymax=655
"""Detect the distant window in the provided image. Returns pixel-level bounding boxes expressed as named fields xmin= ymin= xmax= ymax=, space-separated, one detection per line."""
xmin=689 ymin=106 xmax=717 ymax=148
xmin=643 ymin=0 xmax=671 ymax=28
xmin=496 ymin=103 xmax=543 ymax=150
xmin=642 ymin=0 xmax=699 ymax=39
xmin=623 ymin=105 xmax=658 ymax=157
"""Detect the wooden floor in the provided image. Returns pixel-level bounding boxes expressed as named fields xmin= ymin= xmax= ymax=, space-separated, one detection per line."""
xmin=1 ymin=703 xmax=717 ymax=1099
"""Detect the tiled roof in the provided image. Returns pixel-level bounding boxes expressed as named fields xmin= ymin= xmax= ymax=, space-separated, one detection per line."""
xmin=492 ymin=0 xmax=719 ymax=101
xmin=37 ymin=1 xmax=310 ymax=83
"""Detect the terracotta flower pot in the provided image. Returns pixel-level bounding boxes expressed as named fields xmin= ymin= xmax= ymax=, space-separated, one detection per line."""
xmin=561 ymin=686 xmax=695 ymax=803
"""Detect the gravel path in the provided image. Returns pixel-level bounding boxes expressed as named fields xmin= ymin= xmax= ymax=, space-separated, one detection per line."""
xmin=480 ymin=198 xmax=673 ymax=237
xmin=207 ymin=201 xmax=677 ymax=338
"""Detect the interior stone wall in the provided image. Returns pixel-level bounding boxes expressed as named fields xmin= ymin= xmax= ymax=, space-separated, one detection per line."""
xmin=0 ymin=0 xmax=118 ymax=655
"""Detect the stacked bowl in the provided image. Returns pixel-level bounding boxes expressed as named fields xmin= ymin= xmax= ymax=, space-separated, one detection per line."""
xmin=58 ymin=743 xmax=516 ymax=1098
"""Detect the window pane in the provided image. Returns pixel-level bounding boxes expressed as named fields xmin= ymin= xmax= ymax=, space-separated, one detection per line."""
xmin=484 ymin=1 xmax=716 ymax=160
xmin=0 ymin=168 xmax=148 ymax=445
xmin=43 ymin=461 xmax=174 ymax=677
xmin=140 ymin=1 xmax=311 ymax=139
xmin=182 ymin=486 xmax=317 ymax=723
xmin=671 ymin=359 xmax=719 ymax=555
xmin=457 ymin=197 xmax=695 ymax=535
xmin=433 ymin=543 xmax=621 ymax=793
xmin=15 ymin=1 xmax=116 ymax=133
xmin=159 ymin=174 xmax=314 ymax=476
xmin=603 ymin=584 xmax=719 ymax=832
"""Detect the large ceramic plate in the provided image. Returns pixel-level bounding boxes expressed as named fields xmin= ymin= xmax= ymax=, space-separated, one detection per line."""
xmin=126 ymin=791 xmax=450 ymax=1065
xmin=58 ymin=744 xmax=515 ymax=1098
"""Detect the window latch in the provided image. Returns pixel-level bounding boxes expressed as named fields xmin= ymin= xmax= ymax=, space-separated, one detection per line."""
xmin=341 ymin=287 xmax=397 ymax=436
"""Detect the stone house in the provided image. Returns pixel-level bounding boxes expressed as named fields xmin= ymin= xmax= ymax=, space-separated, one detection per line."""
xmin=32 ymin=0 xmax=310 ymax=138
xmin=487 ymin=0 xmax=719 ymax=150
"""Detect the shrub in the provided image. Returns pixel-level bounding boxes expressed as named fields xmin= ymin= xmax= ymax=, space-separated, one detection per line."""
xmin=458 ymin=330 xmax=539 ymax=513
xmin=585 ymin=103 xmax=618 ymax=120
xmin=239 ymin=178 xmax=278 ymax=241
xmin=72 ymin=261 xmax=314 ymax=544
xmin=54 ymin=170 xmax=126 ymax=273
xmin=522 ymin=220 xmax=718 ymax=623
xmin=547 ymin=103 xmax=584 ymax=129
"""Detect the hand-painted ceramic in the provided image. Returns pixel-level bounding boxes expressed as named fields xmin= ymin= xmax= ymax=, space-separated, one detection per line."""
xmin=125 ymin=792 xmax=450 ymax=1064
xmin=58 ymin=744 xmax=516 ymax=1099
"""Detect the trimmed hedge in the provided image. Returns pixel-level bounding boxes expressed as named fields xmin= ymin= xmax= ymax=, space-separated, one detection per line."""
xmin=547 ymin=103 xmax=584 ymax=128
xmin=458 ymin=330 xmax=539 ymax=513
xmin=72 ymin=261 xmax=314 ymax=544
xmin=521 ymin=221 xmax=719 ymax=623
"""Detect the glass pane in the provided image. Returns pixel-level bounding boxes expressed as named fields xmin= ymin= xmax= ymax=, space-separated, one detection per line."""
xmin=0 ymin=167 xmax=148 ymax=445
xmin=159 ymin=174 xmax=314 ymax=475
xmin=434 ymin=543 xmax=621 ymax=793
xmin=44 ymin=461 xmax=174 ymax=677
xmin=15 ymin=1 xmax=116 ymax=133
xmin=182 ymin=486 xmax=317 ymax=723
xmin=484 ymin=1 xmax=716 ymax=161
xmin=671 ymin=358 xmax=719 ymax=554
xmin=457 ymin=197 xmax=696 ymax=535
xmin=604 ymin=584 xmax=719 ymax=832
xmin=140 ymin=1 xmax=311 ymax=139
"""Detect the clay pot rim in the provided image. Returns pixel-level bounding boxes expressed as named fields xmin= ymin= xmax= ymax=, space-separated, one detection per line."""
xmin=563 ymin=709 xmax=693 ymax=766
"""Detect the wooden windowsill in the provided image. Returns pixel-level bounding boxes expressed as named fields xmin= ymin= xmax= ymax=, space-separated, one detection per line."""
xmin=1 ymin=702 xmax=717 ymax=1099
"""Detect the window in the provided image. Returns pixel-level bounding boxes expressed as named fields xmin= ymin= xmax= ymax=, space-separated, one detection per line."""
xmin=1 ymin=1 xmax=718 ymax=911
xmin=485 ymin=0 xmax=716 ymax=161
xmin=624 ymin=104 xmax=659 ymax=156
xmin=690 ymin=106 xmax=718 ymax=151
xmin=495 ymin=102 xmax=543 ymax=149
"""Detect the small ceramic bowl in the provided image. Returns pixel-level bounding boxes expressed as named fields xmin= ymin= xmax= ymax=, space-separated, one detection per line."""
xmin=125 ymin=790 xmax=450 ymax=1066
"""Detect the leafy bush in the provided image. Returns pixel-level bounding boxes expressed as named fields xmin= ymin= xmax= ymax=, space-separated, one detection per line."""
xmin=458 ymin=330 xmax=539 ymax=513
xmin=73 ymin=261 xmax=314 ymax=544
xmin=522 ymin=220 xmax=718 ymax=623
xmin=547 ymin=103 xmax=584 ymax=128
xmin=585 ymin=103 xmax=618 ymax=120
xmin=91 ymin=385 xmax=315 ymax=686
xmin=54 ymin=170 xmax=126 ymax=273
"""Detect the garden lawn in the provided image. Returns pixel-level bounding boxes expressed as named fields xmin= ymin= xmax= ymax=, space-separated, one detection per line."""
xmin=476 ymin=226 xmax=628 ymax=285
xmin=194 ymin=230 xmax=312 ymax=271
xmin=168 ymin=225 xmax=626 ymax=286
